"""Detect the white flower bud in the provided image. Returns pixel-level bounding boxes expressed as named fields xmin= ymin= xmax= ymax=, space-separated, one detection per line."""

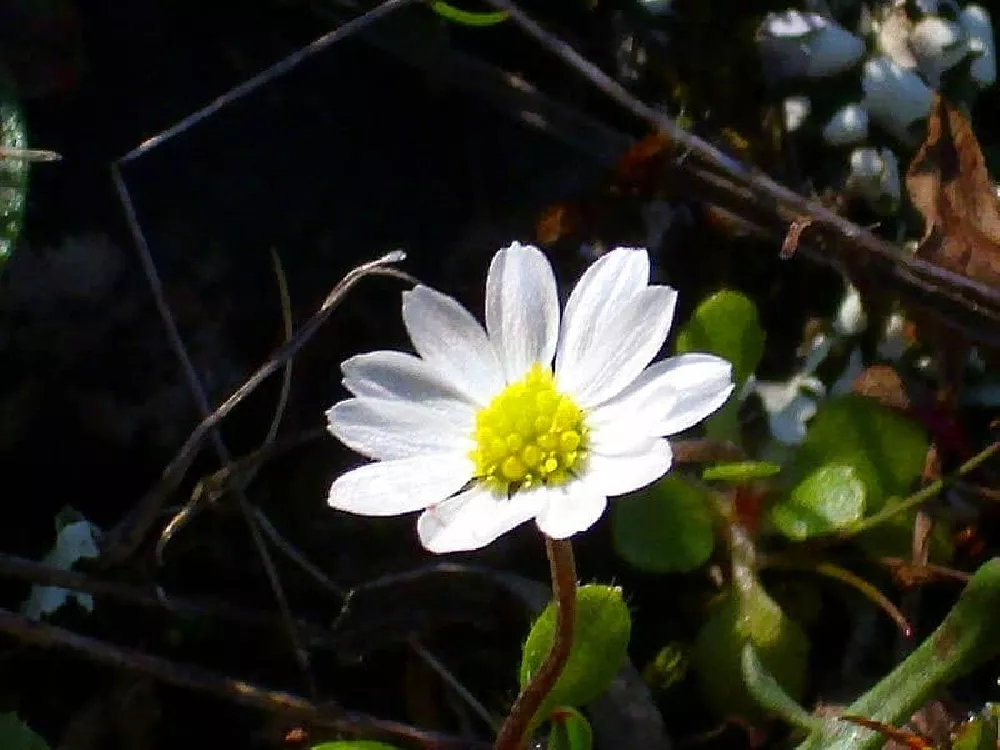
xmin=822 ymin=103 xmax=869 ymax=145
xmin=909 ymin=16 xmax=968 ymax=84
xmin=783 ymin=95 xmax=812 ymax=133
xmin=861 ymin=56 xmax=933 ymax=141
xmin=834 ymin=282 xmax=867 ymax=336
xmin=960 ymin=5 xmax=997 ymax=87
xmin=846 ymin=147 xmax=901 ymax=211
xmin=757 ymin=11 xmax=865 ymax=78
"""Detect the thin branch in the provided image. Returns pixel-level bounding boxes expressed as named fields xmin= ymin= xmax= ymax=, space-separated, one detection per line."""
xmin=481 ymin=0 xmax=1000 ymax=348
xmin=98 ymin=251 xmax=411 ymax=567
xmin=0 ymin=606 xmax=487 ymax=750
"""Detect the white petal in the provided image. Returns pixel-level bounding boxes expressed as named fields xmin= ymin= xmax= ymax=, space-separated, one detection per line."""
xmin=534 ymin=482 xmax=607 ymax=539
xmin=589 ymin=354 xmax=733 ymax=447
xmin=485 ymin=242 xmax=560 ymax=380
xmin=556 ymin=248 xmax=649 ymax=377
xmin=327 ymin=397 xmax=472 ymax=460
xmin=402 ymin=285 xmax=504 ymax=404
xmin=417 ymin=486 xmax=545 ymax=553
xmin=559 ymin=286 xmax=678 ymax=407
xmin=342 ymin=351 xmax=476 ymax=414
xmin=328 ymin=454 xmax=472 ymax=517
xmin=585 ymin=439 xmax=673 ymax=497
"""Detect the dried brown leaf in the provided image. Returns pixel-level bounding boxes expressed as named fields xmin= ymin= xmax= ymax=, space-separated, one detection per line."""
xmin=906 ymin=94 xmax=1000 ymax=287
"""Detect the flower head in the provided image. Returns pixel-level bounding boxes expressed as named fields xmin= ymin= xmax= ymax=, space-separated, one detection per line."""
xmin=326 ymin=243 xmax=734 ymax=553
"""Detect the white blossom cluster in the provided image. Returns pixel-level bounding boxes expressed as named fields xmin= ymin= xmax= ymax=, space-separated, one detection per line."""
xmin=757 ymin=1 xmax=996 ymax=212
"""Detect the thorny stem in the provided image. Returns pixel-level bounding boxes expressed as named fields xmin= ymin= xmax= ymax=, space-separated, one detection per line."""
xmin=494 ymin=536 xmax=577 ymax=750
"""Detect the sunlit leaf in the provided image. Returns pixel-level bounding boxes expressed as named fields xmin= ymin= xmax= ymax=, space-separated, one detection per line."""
xmin=547 ymin=707 xmax=593 ymax=750
xmin=791 ymin=395 xmax=928 ymax=512
xmin=675 ymin=290 xmax=764 ymax=385
xmin=770 ymin=464 xmax=866 ymax=540
xmin=611 ymin=475 xmax=715 ymax=573
xmin=675 ymin=290 xmax=764 ymax=442
xmin=703 ymin=460 xmax=780 ymax=483
xmin=520 ymin=584 xmax=631 ymax=724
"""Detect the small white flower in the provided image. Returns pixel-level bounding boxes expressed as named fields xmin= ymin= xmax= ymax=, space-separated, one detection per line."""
xmin=834 ymin=282 xmax=867 ymax=337
xmin=23 ymin=520 xmax=101 ymax=620
xmin=326 ymin=244 xmax=734 ymax=553
xmin=862 ymin=56 xmax=934 ymax=142
xmin=822 ymin=103 xmax=869 ymax=146
xmin=783 ymin=95 xmax=812 ymax=133
xmin=846 ymin=146 xmax=901 ymax=211
xmin=961 ymin=5 xmax=997 ymax=87
xmin=757 ymin=11 xmax=865 ymax=79
xmin=909 ymin=15 xmax=968 ymax=85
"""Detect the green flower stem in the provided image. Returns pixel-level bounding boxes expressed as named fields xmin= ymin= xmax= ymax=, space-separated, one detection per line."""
xmin=429 ymin=1 xmax=508 ymax=25
xmin=495 ymin=536 xmax=577 ymax=750
xmin=797 ymin=557 xmax=1000 ymax=750
xmin=844 ymin=440 xmax=1000 ymax=538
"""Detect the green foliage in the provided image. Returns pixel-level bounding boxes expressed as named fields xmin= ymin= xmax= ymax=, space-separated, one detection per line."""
xmin=612 ymin=475 xmax=715 ymax=573
xmin=789 ymin=395 xmax=928 ymax=512
xmin=520 ymin=584 xmax=631 ymax=723
xmin=769 ymin=464 xmax=866 ymax=540
xmin=693 ymin=577 xmax=809 ymax=719
xmin=953 ymin=705 xmax=1000 ymax=750
xmin=675 ymin=290 xmax=764 ymax=442
xmin=547 ymin=707 xmax=593 ymax=750
xmin=702 ymin=460 xmax=780 ymax=483
xmin=310 ymin=742 xmax=401 ymax=750
xmin=428 ymin=1 xmax=507 ymax=25
xmin=741 ymin=644 xmax=822 ymax=733
xmin=797 ymin=558 xmax=1000 ymax=750
xmin=0 ymin=94 xmax=30 ymax=267
xmin=0 ymin=714 xmax=49 ymax=750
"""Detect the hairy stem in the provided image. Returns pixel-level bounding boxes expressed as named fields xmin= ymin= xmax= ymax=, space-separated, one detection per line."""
xmin=494 ymin=536 xmax=577 ymax=750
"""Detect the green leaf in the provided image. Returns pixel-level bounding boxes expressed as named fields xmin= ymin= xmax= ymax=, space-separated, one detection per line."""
xmin=611 ymin=475 xmax=715 ymax=573
xmin=770 ymin=464 xmax=866 ymax=540
xmin=519 ymin=584 xmax=631 ymax=724
xmin=741 ymin=644 xmax=822 ymax=733
xmin=693 ymin=578 xmax=809 ymax=719
xmin=675 ymin=290 xmax=764 ymax=385
xmin=790 ymin=395 xmax=928 ymax=512
xmin=429 ymin=1 xmax=508 ymax=25
xmin=675 ymin=290 xmax=764 ymax=442
xmin=0 ymin=714 xmax=49 ymax=750
xmin=310 ymin=742 xmax=401 ymax=750
xmin=702 ymin=460 xmax=780 ymax=483
xmin=547 ymin=707 xmax=593 ymax=750
xmin=0 ymin=96 xmax=31 ymax=267
xmin=953 ymin=705 xmax=1000 ymax=750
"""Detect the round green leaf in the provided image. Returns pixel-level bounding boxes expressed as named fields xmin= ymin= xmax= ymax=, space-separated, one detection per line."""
xmin=770 ymin=464 xmax=866 ymax=540
xmin=611 ymin=476 xmax=715 ymax=573
xmin=674 ymin=290 xmax=764 ymax=385
xmin=519 ymin=584 xmax=631 ymax=721
xmin=790 ymin=395 xmax=928 ymax=512
xmin=311 ymin=743 xmax=401 ymax=750
xmin=703 ymin=460 xmax=780 ymax=483
xmin=547 ymin=707 xmax=593 ymax=750
xmin=693 ymin=579 xmax=809 ymax=719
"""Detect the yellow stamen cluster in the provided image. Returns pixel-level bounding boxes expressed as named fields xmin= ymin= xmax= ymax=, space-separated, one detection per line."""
xmin=470 ymin=363 xmax=588 ymax=493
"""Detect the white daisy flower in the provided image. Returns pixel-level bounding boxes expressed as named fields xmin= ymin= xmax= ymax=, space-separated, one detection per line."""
xmin=325 ymin=243 xmax=734 ymax=553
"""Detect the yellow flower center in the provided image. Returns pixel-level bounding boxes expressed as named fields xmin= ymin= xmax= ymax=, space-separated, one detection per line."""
xmin=470 ymin=363 xmax=589 ymax=493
